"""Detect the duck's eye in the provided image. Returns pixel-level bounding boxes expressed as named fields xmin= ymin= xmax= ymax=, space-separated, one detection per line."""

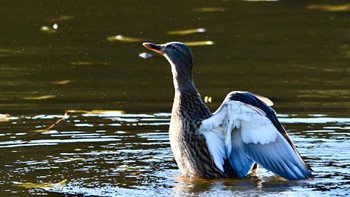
xmin=170 ymin=46 xmax=181 ymax=53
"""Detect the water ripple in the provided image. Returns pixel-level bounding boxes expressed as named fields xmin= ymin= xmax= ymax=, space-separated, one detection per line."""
xmin=0 ymin=112 xmax=349 ymax=196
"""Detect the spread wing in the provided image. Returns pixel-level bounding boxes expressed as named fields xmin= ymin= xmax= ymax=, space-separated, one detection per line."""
xmin=199 ymin=91 xmax=313 ymax=180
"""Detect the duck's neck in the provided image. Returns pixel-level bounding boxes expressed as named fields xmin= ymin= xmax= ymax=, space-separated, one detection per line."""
xmin=173 ymin=77 xmax=197 ymax=93
xmin=167 ymin=58 xmax=211 ymax=119
xmin=169 ymin=60 xmax=195 ymax=93
xmin=172 ymin=77 xmax=211 ymax=121
xmin=173 ymin=74 xmax=198 ymax=102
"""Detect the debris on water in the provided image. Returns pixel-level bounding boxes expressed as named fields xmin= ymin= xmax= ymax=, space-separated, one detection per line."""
xmin=67 ymin=110 xmax=125 ymax=116
xmin=45 ymin=111 xmax=69 ymax=130
xmin=23 ymin=95 xmax=56 ymax=100
xmin=32 ymin=111 xmax=69 ymax=133
xmin=183 ymin=41 xmax=214 ymax=46
xmin=52 ymin=80 xmax=71 ymax=85
xmin=139 ymin=52 xmax=154 ymax=59
xmin=204 ymin=96 xmax=212 ymax=103
xmin=41 ymin=23 xmax=58 ymax=34
xmin=0 ymin=114 xmax=11 ymax=122
xmin=13 ymin=179 xmax=68 ymax=189
xmin=107 ymin=35 xmax=143 ymax=43
xmin=193 ymin=7 xmax=227 ymax=12
xmin=168 ymin=28 xmax=206 ymax=35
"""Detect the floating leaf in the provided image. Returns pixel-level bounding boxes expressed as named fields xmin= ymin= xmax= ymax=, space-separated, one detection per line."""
xmin=307 ymin=4 xmax=350 ymax=12
xmin=168 ymin=28 xmax=206 ymax=35
xmin=193 ymin=7 xmax=227 ymax=12
xmin=183 ymin=41 xmax=214 ymax=46
xmin=52 ymin=80 xmax=71 ymax=85
xmin=23 ymin=95 xmax=56 ymax=100
xmin=66 ymin=109 xmax=90 ymax=113
xmin=107 ymin=35 xmax=143 ymax=43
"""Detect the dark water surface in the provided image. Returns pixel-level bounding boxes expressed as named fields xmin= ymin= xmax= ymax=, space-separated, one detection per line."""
xmin=1 ymin=0 xmax=350 ymax=196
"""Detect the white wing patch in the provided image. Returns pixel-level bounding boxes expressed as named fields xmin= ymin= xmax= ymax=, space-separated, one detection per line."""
xmin=240 ymin=118 xmax=278 ymax=145
xmin=199 ymin=100 xmax=312 ymax=180
xmin=200 ymin=100 xmax=276 ymax=172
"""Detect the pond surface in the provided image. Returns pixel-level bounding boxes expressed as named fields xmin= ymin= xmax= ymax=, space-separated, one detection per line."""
xmin=0 ymin=0 xmax=350 ymax=196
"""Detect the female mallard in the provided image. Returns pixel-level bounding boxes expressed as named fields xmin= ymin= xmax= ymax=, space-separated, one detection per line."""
xmin=143 ymin=42 xmax=313 ymax=180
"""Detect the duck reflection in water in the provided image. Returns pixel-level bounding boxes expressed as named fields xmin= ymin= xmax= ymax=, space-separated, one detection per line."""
xmin=172 ymin=173 xmax=310 ymax=195
xmin=143 ymin=42 xmax=313 ymax=180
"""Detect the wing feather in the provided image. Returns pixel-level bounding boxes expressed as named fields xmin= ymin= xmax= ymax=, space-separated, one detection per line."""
xmin=200 ymin=128 xmax=226 ymax=172
xmin=199 ymin=91 xmax=313 ymax=180
xmin=230 ymin=128 xmax=255 ymax=177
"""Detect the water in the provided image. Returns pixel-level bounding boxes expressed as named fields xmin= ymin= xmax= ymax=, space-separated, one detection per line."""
xmin=0 ymin=0 xmax=350 ymax=196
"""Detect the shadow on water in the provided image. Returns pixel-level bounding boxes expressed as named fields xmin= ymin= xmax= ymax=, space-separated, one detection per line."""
xmin=0 ymin=0 xmax=350 ymax=196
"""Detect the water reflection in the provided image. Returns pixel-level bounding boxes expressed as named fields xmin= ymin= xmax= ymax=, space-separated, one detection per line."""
xmin=172 ymin=174 xmax=315 ymax=196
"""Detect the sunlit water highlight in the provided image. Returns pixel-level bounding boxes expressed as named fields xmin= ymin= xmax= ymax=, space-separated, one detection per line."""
xmin=0 ymin=112 xmax=349 ymax=196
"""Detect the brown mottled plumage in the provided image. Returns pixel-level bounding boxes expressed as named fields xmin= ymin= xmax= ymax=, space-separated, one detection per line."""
xmin=143 ymin=42 xmax=236 ymax=178
xmin=170 ymin=91 xmax=230 ymax=178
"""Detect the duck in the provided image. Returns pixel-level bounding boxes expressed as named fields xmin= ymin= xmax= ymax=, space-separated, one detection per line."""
xmin=142 ymin=41 xmax=313 ymax=180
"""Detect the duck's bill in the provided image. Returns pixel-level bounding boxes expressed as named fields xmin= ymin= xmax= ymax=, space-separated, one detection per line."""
xmin=143 ymin=42 xmax=164 ymax=55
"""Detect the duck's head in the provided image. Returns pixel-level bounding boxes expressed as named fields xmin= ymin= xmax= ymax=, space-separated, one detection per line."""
xmin=143 ymin=42 xmax=194 ymax=84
